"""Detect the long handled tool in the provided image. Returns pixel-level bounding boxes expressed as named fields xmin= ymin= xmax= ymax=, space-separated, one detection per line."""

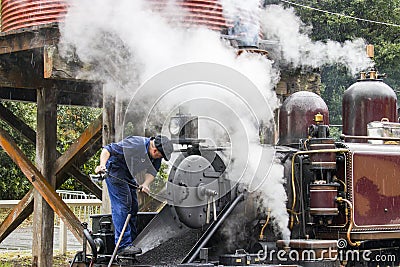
xmin=107 ymin=214 xmax=132 ymax=267
xmin=90 ymin=172 xmax=142 ymax=190
xmin=90 ymin=171 xmax=173 ymax=201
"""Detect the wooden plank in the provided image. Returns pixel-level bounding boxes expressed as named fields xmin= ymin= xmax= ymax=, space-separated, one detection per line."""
xmin=0 ymin=127 xmax=83 ymax=242
xmin=0 ymin=198 xmax=102 ymax=208
xmin=53 ymin=114 xmax=102 ymax=175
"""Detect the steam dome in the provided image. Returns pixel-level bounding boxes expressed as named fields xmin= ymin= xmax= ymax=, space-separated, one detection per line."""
xmin=342 ymin=78 xmax=397 ymax=141
xmin=278 ymin=91 xmax=329 ymax=146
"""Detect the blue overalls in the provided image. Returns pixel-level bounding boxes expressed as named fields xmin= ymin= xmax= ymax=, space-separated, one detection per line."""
xmin=104 ymin=136 xmax=161 ymax=250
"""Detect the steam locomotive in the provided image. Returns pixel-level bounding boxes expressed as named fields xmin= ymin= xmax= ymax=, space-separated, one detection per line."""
xmin=71 ymin=68 xmax=400 ymax=267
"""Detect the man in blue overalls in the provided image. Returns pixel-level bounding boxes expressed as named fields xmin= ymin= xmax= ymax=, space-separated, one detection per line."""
xmin=95 ymin=135 xmax=173 ymax=256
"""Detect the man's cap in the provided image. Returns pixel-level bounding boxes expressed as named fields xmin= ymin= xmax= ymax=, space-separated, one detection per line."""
xmin=154 ymin=135 xmax=173 ymax=161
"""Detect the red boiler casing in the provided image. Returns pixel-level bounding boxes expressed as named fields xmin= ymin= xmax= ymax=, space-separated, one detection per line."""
xmin=278 ymin=91 xmax=329 ymax=146
xmin=342 ymin=79 xmax=397 ymax=142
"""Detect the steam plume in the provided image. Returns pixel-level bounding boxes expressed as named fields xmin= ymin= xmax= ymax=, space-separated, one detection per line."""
xmin=261 ymin=5 xmax=372 ymax=74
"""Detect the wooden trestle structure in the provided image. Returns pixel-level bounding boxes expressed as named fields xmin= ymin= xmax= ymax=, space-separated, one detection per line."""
xmin=0 ymin=23 xmax=115 ymax=266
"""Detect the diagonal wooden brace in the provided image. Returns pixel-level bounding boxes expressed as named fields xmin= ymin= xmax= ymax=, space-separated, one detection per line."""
xmin=0 ymin=127 xmax=83 ymax=242
xmin=54 ymin=114 xmax=102 ymax=175
xmin=0 ymin=190 xmax=34 ymax=243
xmin=0 ymin=105 xmax=102 ymax=242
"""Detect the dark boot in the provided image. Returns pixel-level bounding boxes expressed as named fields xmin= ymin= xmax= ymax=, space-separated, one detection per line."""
xmin=118 ymin=245 xmax=142 ymax=256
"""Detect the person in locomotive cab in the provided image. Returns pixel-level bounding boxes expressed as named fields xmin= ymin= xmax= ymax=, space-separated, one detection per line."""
xmin=95 ymin=135 xmax=173 ymax=256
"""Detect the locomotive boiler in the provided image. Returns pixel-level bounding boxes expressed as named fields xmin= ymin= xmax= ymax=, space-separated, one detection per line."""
xmin=71 ymin=68 xmax=400 ymax=267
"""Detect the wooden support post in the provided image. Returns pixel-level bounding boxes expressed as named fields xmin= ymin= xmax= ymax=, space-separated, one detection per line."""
xmin=59 ymin=219 xmax=68 ymax=255
xmin=101 ymin=88 xmax=116 ymax=214
xmin=32 ymin=87 xmax=58 ymax=266
xmin=115 ymin=92 xmax=128 ymax=142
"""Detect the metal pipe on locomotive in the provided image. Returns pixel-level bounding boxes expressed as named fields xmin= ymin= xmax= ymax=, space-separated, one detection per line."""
xmin=71 ymin=62 xmax=400 ymax=267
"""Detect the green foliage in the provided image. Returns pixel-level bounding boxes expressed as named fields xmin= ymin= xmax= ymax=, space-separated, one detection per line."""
xmin=0 ymin=101 xmax=36 ymax=200
xmin=328 ymin=126 xmax=343 ymax=142
xmin=320 ymin=65 xmax=354 ymax=125
xmin=57 ymin=106 xmax=101 ymax=153
xmin=57 ymin=106 xmax=102 ymax=192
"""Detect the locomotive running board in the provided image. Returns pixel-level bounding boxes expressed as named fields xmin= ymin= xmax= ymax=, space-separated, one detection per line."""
xmin=133 ymin=204 xmax=191 ymax=254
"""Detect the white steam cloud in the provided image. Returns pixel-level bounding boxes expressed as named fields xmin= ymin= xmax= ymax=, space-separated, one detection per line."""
xmin=218 ymin=0 xmax=261 ymax=46
xmin=59 ymin=0 xmax=371 ymax=246
xmin=261 ymin=5 xmax=372 ymax=74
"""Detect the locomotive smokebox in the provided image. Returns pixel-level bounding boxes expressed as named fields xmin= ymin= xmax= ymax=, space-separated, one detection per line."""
xmin=343 ymin=74 xmax=397 ymax=141
xmin=278 ymin=91 xmax=329 ymax=147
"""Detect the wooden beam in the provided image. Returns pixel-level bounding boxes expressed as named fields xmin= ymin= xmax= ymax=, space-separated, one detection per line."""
xmin=0 ymin=87 xmax=37 ymax=102
xmin=0 ymin=86 xmax=102 ymax=107
xmin=0 ymin=49 xmax=103 ymax=106
xmin=0 ymin=190 xmax=34 ymax=243
xmin=0 ymin=127 xmax=83 ymax=242
xmin=54 ymin=114 xmax=102 ymax=175
xmin=0 ymin=24 xmax=60 ymax=55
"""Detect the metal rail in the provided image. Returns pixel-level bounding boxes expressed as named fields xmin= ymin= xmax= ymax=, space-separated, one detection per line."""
xmin=340 ymin=134 xmax=400 ymax=141
xmin=183 ymin=192 xmax=245 ymax=263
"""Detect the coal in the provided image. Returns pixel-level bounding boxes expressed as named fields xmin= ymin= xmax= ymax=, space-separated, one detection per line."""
xmin=135 ymin=228 xmax=203 ymax=267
